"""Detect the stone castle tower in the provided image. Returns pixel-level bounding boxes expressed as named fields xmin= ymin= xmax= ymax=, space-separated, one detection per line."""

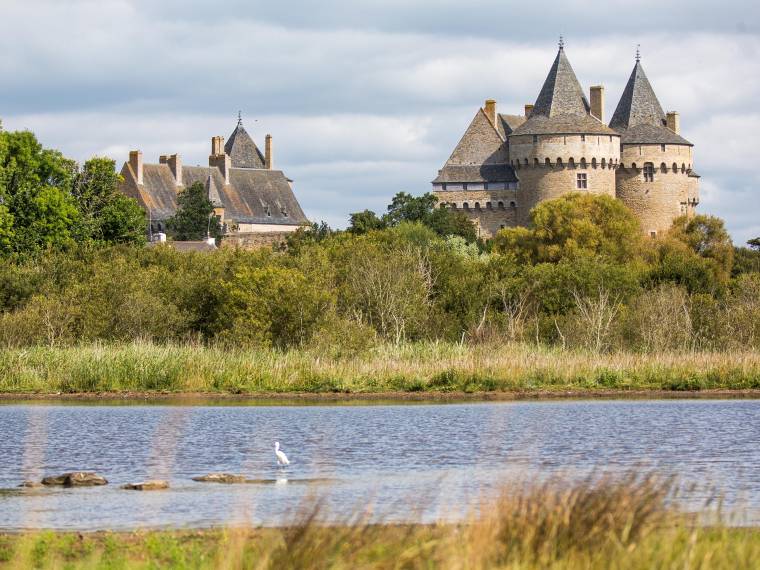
xmin=432 ymin=42 xmax=699 ymax=238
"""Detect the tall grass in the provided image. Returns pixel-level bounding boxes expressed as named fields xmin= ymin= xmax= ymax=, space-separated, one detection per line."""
xmin=2 ymin=474 xmax=758 ymax=569
xmin=1 ymin=341 xmax=760 ymax=395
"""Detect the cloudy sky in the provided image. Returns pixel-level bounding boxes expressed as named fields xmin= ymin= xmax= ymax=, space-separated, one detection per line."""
xmin=1 ymin=0 xmax=758 ymax=243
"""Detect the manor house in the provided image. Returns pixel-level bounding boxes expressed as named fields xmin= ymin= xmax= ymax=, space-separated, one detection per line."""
xmin=118 ymin=117 xmax=309 ymax=246
xmin=432 ymin=43 xmax=700 ymax=238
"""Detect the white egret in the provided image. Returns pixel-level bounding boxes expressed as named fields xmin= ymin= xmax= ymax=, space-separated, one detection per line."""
xmin=274 ymin=442 xmax=290 ymax=466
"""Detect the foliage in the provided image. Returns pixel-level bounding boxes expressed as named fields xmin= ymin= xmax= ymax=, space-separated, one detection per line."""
xmin=166 ymin=181 xmax=222 ymax=241
xmin=668 ymin=214 xmax=734 ymax=284
xmin=349 ymin=191 xmax=477 ymax=242
xmin=494 ymin=193 xmax=642 ymax=264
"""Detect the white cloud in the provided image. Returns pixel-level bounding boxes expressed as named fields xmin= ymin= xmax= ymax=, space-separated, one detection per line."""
xmin=1 ymin=2 xmax=758 ymax=241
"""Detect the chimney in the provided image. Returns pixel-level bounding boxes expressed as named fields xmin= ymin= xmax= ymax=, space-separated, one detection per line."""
xmin=211 ymin=135 xmax=224 ymax=156
xmin=265 ymin=134 xmax=273 ymax=169
xmin=666 ymin=111 xmax=680 ymax=134
xmin=168 ymin=154 xmax=182 ymax=186
xmin=483 ymin=99 xmax=497 ymax=125
xmin=209 ymin=153 xmax=231 ymax=186
xmin=524 ymin=104 xmax=534 ymax=117
xmin=590 ymin=85 xmax=604 ymax=122
xmin=129 ymin=150 xmax=143 ymax=185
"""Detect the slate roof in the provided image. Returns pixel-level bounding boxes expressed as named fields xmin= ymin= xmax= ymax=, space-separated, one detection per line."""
xmin=610 ymin=61 xmax=692 ymax=145
xmin=497 ymin=114 xmax=526 ymax=137
xmin=511 ymin=48 xmax=617 ymax=137
xmin=432 ymin=164 xmax=518 ymax=184
xmin=224 ymin=122 xmax=266 ymax=168
xmin=132 ymin=163 xmax=308 ymax=226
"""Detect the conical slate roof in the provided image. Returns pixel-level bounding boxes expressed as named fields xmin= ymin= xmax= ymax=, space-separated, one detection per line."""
xmin=610 ymin=60 xmax=691 ymax=145
xmin=511 ymin=47 xmax=616 ymax=136
xmin=224 ymin=121 xmax=266 ymax=168
xmin=532 ymin=47 xmax=590 ymax=118
xmin=206 ymin=172 xmax=224 ymax=207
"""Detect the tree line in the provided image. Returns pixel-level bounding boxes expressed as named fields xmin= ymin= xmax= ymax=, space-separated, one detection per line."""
xmin=1 ymin=127 xmax=759 ymax=353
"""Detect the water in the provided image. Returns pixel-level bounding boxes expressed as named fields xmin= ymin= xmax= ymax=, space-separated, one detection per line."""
xmin=0 ymin=399 xmax=758 ymax=530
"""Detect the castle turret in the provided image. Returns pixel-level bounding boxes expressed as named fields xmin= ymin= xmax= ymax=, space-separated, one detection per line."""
xmin=610 ymin=54 xmax=698 ymax=236
xmin=507 ymin=42 xmax=621 ymax=225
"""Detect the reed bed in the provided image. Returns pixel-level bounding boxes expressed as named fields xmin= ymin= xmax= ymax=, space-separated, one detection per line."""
xmin=0 ymin=341 xmax=759 ymax=395
xmin=1 ymin=474 xmax=758 ymax=569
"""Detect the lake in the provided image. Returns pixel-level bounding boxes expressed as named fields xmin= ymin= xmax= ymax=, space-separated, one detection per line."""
xmin=0 ymin=399 xmax=758 ymax=530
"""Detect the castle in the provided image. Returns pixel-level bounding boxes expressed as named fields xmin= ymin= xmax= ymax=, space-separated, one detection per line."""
xmin=432 ymin=42 xmax=700 ymax=238
xmin=118 ymin=117 xmax=309 ymax=247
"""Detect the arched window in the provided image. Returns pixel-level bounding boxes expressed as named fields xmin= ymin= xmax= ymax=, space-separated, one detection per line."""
xmin=672 ymin=163 xmax=678 ymax=173
xmin=556 ymin=157 xmax=563 ymax=167
xmin=643 ymin=162 xmax=655 ymax=182
xmin=510 ymin=201 xmax=517 ymax=208
xmin=660 ymin=162 xmax=667 ymax=173
xmin=631 ymin=162 xmax=638 ymax=170
xmin=534 ymin=158 xmax=539 ymax=166
xmin=568 ymin=157 xmax=575 ymax=168
xmin=681 ymin=163 xmax=686 ymax=173
xmin=450 ymin=203 xmax=457 ymax=209
xmin=474 ymin=202 xmax=480 ymax=210
xmin=580 ymin=158 xmax=587 ymax=169
xmin=498 ymin=201 xmax=505 ymax=209
xmin=486 ymin=202 xmax=492 ymax=210
xmin=524 ymin=158 xmax=529 ymax=166
xmin=592 ymin=158 xmax=597 ymax=169
xmin=545 ymin=158 xmax=551 ymax=166
xmin=463 ymin=202 xmax=469 ymax=210
xmin=601 ymin=158 xmax=606 ymax=169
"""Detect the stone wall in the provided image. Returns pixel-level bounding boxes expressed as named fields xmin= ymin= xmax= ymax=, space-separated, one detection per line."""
xmin=433 ymin=188 xmax=519 ymax=238
xmin=513 ymin=163 xmax=617 ymax=225
xmin=221 ymin=232 xmax=292 ymax=249
xmin=509 ymin=133 xmax=620 ymax=167
xmin=619 ymin=143 xmax=693 ymax=170
xmin=615 ymin=165 xmax=697 ymax=236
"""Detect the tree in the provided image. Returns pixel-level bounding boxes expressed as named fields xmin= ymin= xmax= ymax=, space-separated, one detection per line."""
xmin=73 ymin=157 xmax=145 ymax=245
xmin=747 ymin=237 xmax=760 ymax=251
xmin=166 ymin=182 xmax=221 ymax=241
xmin=493 ymin=193 xmax=642 ymax=264
xmin=669 ymin=215 xmax=734 ymax=284
xmin=348 ymin=210 xmax=386 ymax=234
xmin=349 ymin=192 xmax=477 ymax=241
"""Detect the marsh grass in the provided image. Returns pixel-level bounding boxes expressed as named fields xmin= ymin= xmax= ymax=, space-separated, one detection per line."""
xmin=2 ymin=474 xmax=758 ymax=569
xmin=1 ymin=341 xmax=759 ymax=395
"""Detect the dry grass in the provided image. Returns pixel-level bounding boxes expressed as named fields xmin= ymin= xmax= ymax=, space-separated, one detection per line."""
xmin=0 ymin=341 xmax=759 ymax=395
xmin=1 ymin=474 xmax=758 ymax=569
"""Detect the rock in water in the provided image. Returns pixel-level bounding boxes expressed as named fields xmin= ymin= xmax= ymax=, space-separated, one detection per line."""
xmin=18 ymin=481 xmax=43 ymax=488
xmin=41 ymin=472 xmax=108 ymax=487
xmin=191 ymin=473 xmax=247 ymax=484
xmin=121 ymin=480 xmax=169 ymax=491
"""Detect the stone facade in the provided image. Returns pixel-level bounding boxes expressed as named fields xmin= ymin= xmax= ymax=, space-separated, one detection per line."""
xmin=433 ymin=46 xmax=699 ymax=238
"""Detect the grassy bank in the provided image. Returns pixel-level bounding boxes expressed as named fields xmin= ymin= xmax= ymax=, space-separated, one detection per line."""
xmin=1 ymin=342 xmax=760 ymax=396
xmin=1 ymin=475 xmax=758 ymax=569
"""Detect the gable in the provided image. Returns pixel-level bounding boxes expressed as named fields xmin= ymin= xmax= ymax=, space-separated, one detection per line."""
xmin=445 ymin=108 xmax=508 ymax=167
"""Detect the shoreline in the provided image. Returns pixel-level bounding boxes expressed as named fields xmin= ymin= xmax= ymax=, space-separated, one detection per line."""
xmin=2 ymin=388 xmax=760 ymax=403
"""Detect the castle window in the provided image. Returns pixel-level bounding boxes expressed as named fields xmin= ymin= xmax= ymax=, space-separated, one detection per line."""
xmin=568 ymin=158 xmax=575 ymax=168
xmin=545 ymin=158 xmax=551 ymax=167
xmin=556 ymin=158 xmax=563 ymax=167
xmin=500 ymin=224 xmax=506 ymax=229
xmin=661 ymin=144 xmax=666 ymax=152
xmin=643 ymin=163 xmax=655 ymax=182
xmin=510 ymin=201 xmax=516 ymax=208
xmin=451 ymin=203 xmax=457 ymax=209
xmin=498 ymin=201 xmax=505 ymax=209
xmin=534 ymin=158 xmax=539 ymax=166
xmin=576 ymin=173 xmax=588 ymax=189
xmin=580 ymin=158 xmax=587 ymax=169
xmin=463 ymin=202 xmax=470 ymax=210
xmin=650 ymin=231 xmax=657 ymax=238
xmin=672 ymin=163 xmax=678 ymax=173
xmin=486 ymin=202 xmax=492 ymax=210
xmin=474 ymin=202 xmax=481 ymax=210
xmin=581 ymin=135 xmax=586 ymax=142
xmin=533 ymin=135 xmax=538 ymax=143
xmin=660 ymin=162 xmax=667 ymax=173
xmin=592 ymin=158 xmax=597 ymax=169
xmin=601 ymin=158 xmax=606 ymax=168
